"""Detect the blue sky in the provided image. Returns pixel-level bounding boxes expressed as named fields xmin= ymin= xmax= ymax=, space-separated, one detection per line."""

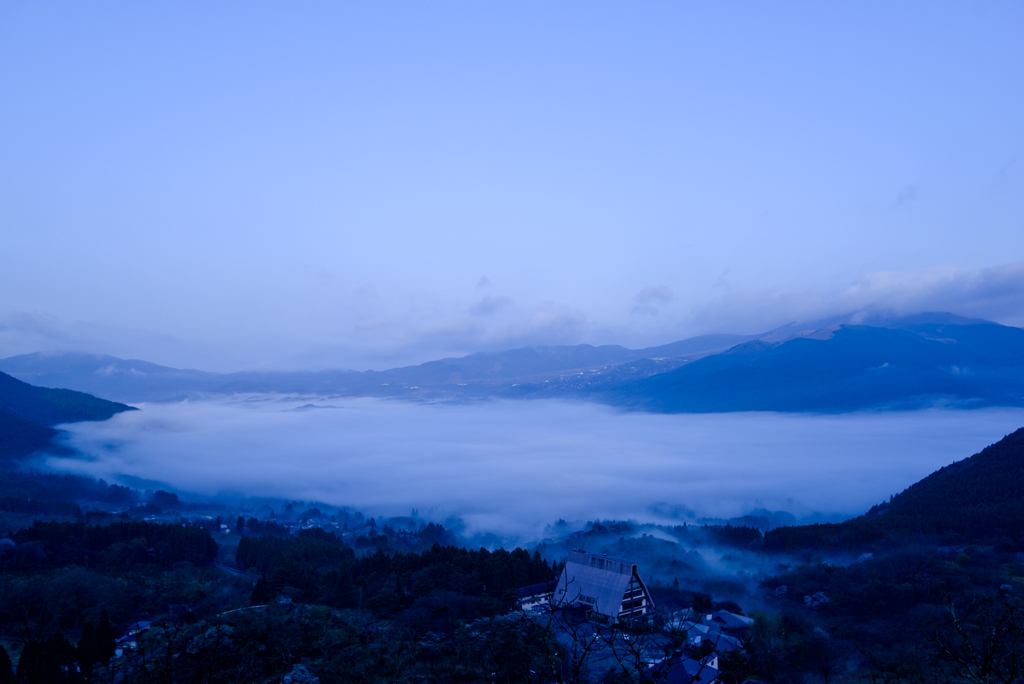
xmin=2 ymin=2 xmax=1023 ymax=371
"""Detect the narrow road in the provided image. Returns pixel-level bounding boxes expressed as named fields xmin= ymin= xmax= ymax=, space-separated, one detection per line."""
xmin=214 ymin=562 xmax=248 ymax=578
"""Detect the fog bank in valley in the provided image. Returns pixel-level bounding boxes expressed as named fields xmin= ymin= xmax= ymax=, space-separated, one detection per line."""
xmin=47 ymin=397 xmax=1024 ymax=540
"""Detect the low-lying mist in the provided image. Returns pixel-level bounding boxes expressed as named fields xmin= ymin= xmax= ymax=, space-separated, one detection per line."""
xmin=47 ymin=397 xmax=1024 ymax=541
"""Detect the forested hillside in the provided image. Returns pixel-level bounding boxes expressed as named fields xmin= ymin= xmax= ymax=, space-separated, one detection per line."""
xmin=0 ymin=409 xmax=59 ymax=465
xmin=8 ymin=520 xmax=219 ymax=569
xmin=0 ymin=370 xmax=135 ymax=464
xmin=765 ymin=426 xmax=1024 ymax=551
xmin=0 ymin=371 xmax=134 ymax=425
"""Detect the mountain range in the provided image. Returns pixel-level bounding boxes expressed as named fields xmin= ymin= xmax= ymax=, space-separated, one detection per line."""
xmin=0 ymin=332 xmax=759 ymax=403
xmin=618 ymin=316 xmax=1024 ymax=412
xmin=2 ymin=312 xmax=1023 ymax=413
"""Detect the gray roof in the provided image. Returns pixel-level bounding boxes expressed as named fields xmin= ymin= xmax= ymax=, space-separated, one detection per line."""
xmin=516 ymin=579 xmax=557 ymax=599
xmin=709 ymin=610 xmax=755 ymax=630
xmin=553 ymin=550 xmax=651 ymax=618
xmin=655 ymin=656 xmax=718 ymax=684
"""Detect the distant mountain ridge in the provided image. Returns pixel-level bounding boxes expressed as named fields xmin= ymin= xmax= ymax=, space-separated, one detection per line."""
xmin=614 ymin=321 xmax=1024 ymax=412
xmin=0 ymin=332 xmax=759 ymax=403
xmin=0 ymin=353 xmax=229 ymax=402
xmin=2 ymin=312 xmax=1023 ymax=414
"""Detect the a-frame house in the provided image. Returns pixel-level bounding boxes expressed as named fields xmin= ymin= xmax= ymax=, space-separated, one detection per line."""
xmin=552 ymin=550 xmax=654 ymax=622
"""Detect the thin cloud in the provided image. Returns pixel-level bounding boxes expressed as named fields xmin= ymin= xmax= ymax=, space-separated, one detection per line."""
xmin=6 ymin=263 xmax=1023 ymax=373
xmin=470 ymin=295 xmax=511 ymax=316
xmin=994 ymin=158 xmax=1024 ymax=192
xmin=635 ymin=284 xmax=674 ymax=305
xmin=0 ymin=310 xmax=73 ymax=343
xmin=892 ymin=184 xmax=918 ymax=207
xmin=632 ymin=284 xmax=674 ymax=316
xmin=836 ymin=262 xmax=1024 ymax=323
xmin=352 ymin=284 xmax=378 ymax=301
xmin=683 ymin=262 xmax=1024 ymax=336
xmin=417 ymin=317 xmax=486 ymax=340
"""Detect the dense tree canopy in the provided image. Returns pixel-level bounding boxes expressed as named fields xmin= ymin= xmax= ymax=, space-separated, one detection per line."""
xmin=237 ymin=535 xmax=556 ymax=621
xmin=766 ymin=427 xmax=1024 ymax=552
xmin=8 ymin=520 xmax=218 ymax=569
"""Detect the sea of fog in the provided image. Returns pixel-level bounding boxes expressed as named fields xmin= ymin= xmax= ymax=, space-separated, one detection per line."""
xmin=47 ymin=397 xmax=1024 ymax=541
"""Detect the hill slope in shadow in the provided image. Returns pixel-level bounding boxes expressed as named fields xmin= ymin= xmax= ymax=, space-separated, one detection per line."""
xmin=0 ymin=370 xmax=135 ymax=464
xmin=765 ymin=426 xmax=1024 ymax=550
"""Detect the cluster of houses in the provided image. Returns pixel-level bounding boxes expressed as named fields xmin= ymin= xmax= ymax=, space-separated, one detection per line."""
xmin=113 ymin=621 xmax=152 ymax=659
xmin=650 ymin=608 xmax=755 ymax=683
xmin=517 ymin=549 xmax=754 ymax=684
xmin=112 ymin=546 xmax=749 ymax=683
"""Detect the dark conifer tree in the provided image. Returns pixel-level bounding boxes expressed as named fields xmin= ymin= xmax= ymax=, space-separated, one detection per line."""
xmin=44 ymin=632 xmax=79 ymax=681
xmin=16 ymin=641 xmax=44 ymax=684
xmin=251 ymin=576 xmax=272 ymax=606
xmin=96 ymin=610 xmax=117 ymax=663
xmin=17 ymin=636 xmax=78 ymax=684
xmin=394 ymin=572 xmax=405 ymax=602
xmin=77 ymin=621 xmax=98 ymax=676
xmin=0 ymin=645 xmax=12 ymax=684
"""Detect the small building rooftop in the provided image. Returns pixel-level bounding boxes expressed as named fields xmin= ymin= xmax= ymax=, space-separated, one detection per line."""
xmin=566 ymin=549 xmax=638 ymax=574
xmin=515 ymin=579 xmax=557 ymax=599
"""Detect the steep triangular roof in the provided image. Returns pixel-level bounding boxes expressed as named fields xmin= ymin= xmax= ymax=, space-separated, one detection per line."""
xmin=553 ymin=550 xmax=653 ymax=618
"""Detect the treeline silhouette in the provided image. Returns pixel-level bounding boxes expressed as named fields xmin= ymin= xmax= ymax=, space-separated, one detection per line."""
xmin=0 ymin=471 xmax=135 ymax=505
xmin=239 ymin=516 xmax=290 ymax=536
xmin=238 ymin=535 xmax=556 ymax=620
xmin=0 ymin=496 xmax=81 ymax=516
xmin=6 ymin=520 xmax=218 ymax=569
